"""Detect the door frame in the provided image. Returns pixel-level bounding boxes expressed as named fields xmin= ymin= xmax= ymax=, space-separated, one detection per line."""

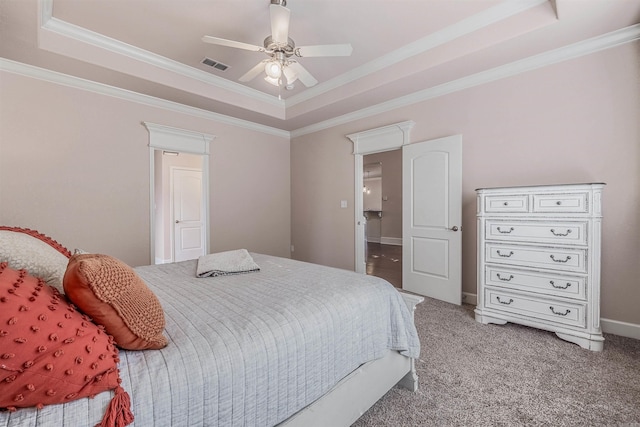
xmin=144 ymin=122 xmax=214 ymax=264
xmin=347 ymin=121 xmax=415 ymax=274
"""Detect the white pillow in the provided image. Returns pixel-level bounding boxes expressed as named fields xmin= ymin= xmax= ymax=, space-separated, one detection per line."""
xmin=0 ymin=229 xmax=70 ymax=294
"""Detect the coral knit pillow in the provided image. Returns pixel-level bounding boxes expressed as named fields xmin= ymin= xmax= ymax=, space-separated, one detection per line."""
xmin=63 ymin=254 xmax=168 ymax=351
xmin=0 ymin=262 xmax=133 ymax=427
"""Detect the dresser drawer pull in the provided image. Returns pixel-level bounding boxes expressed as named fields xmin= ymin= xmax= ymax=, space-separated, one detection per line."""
xmin=549 ymin=306 xmax=571 ymax=316
xmin=497 ymin=297 xmax=514 ymax=305
xmin=549 ymin=280 xmax=572 ymax=290
xmin=497 ymin=250 xmax=514 ymax=258
xmin=550 ymin=228 xmax=572 ymax=237
xmin=497 ymin=227 xmax=515 ymax=234
xmin=497 ymin=273 xmax=514 ymax=281
xmin=503 ymin=202 xmax=508 ymax=206
xmin=550 ymin=255 xmax=571 ymax=263
xmin=556 ymin=201 xmax=562 ymax=205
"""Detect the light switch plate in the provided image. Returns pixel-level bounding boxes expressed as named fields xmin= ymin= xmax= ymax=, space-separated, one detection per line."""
xmin=340 ymin=200 xmax=348 ymax=208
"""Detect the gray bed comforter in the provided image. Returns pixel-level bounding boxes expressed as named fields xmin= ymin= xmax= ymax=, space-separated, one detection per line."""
xmin=1 ymin=253 xmax=420 ymax=427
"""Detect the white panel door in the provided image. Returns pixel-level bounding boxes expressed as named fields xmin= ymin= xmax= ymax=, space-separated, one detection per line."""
xmin=403 ymin=135 xmax=462 ymax=304
xmin=173 ymin=168 xmax=206 ymax=262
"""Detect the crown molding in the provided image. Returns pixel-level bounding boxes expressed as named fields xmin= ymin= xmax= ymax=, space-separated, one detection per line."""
xmin=38 ymin=1 xmax=284 ymax=110
xmin=7 ymin=4 xmax=640 ymax=142
xmin=38 ymin=0 xmax=548 ymax=115
xmin=284 ymin=0 xmax=549 ymax=108
xmin=39 ymin=0 xmax=53 ymax=23
xmin=290 ymin=23 xmax=640 ymax=138
xmin=0 ymin=58 xmax=290 ymax=139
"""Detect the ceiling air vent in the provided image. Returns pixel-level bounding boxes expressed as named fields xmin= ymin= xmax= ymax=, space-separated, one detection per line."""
xmin=201 ymin=57 xmax=229 ymax=71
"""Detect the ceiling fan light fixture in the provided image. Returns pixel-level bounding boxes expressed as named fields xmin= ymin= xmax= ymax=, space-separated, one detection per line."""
xmin=283 ymin=66 xmax=297 ymax=84
xmin=202 ymin=0 xmax=352 ymax=89
xmin=264 ymin=75 xmax=281 ymax=86
xmin=265 ymin=60 xmax=282 ymax=79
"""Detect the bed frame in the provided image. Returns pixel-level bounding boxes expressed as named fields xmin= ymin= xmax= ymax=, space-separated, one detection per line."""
xmin=279 ymin=292 xmax=424 ymax=426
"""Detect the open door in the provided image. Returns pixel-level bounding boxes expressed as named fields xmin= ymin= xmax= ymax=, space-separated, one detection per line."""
xmin=402 ymin=135 xmax=462 ymax=305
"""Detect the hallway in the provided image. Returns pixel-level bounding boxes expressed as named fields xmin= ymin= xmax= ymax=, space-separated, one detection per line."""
xmin=366 ymin=242 xmax=402 ymax=288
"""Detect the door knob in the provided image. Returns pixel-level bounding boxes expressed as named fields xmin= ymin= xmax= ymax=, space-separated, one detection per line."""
xmin=449 ymin=226 xmax=459 ymax=232
xmin=175 ymin=220 xmax=180 ymax=224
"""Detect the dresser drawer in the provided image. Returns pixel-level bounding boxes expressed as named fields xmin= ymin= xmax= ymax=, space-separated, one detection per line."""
xmin=485 ymin=266 xmax=586 ymax=300
xmin=484 ymin=195 xmax=529 ymax=213
xmin=533 ymin=193 xmax=589 ymax=213
xmin=484 ymin=287 xmax=586 ymax=328
xmin=486 ymin=243 xmax=587 ymax=273
xmin=485 ymin=220 xmax=588 ymax=245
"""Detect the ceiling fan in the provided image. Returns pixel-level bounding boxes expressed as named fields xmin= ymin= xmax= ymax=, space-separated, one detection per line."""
xmin=202 ymin=0 xmax=352 ymax=88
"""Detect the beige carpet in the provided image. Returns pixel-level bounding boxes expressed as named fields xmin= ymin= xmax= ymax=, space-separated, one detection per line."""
xmin=353 ymin=297 xmax=640 ymax=426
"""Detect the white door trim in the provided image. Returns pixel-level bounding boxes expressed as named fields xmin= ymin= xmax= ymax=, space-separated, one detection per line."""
xmin=144 ymin=122 xmax=214 ymax=264
xmin=347 ymin=121 xmax=415 ymax=273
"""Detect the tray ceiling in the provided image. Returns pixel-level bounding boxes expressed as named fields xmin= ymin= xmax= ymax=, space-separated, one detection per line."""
xmin=1 ymin=0 xmax=640 ymax=133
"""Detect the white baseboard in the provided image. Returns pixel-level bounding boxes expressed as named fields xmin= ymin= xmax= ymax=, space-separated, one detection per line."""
xmin=366 ymin=237 xmax=381 ymax=243
xmin=461 ymin=292 xmax=640 ymax=341
xmin=380 ymin=237 xmax=402 ymax=246
xmin=462 ymin=292 xmax=477 ymax=306
xmin=601 ymin=318 xmax=640 ymax=340
xmin=154 ymin=257 xmax=173 ymax=265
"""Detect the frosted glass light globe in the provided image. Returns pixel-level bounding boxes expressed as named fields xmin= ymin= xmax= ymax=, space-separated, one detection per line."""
xmin=265 ymin=61 xmax=282 ymax=79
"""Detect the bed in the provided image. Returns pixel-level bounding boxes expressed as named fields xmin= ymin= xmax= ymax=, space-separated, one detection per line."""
xmin=0 ymin=229 xmax=422 ymax=427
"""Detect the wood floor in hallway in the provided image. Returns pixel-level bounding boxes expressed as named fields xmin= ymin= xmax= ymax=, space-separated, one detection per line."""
xmin=366 ymin=242 xmax=402 ymax=288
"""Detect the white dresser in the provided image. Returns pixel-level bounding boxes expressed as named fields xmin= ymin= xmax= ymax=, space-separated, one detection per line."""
xmin=475 ymin=183 xmax=605 ymax=351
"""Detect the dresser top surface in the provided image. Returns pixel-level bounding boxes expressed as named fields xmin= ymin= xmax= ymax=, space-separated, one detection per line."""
xmin=476 ymin=183 xmax=606 ymax=192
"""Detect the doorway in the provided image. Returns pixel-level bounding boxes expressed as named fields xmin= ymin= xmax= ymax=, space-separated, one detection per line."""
xmin=144 ymin=122 xmax=214 ymax=265
xmin=153 ymin=152 xmax=207 ymax=264
xmin=363 ymin=153 xmax=403 ymax=288
xmin=349 ymin=122 xmax=462 ymax=305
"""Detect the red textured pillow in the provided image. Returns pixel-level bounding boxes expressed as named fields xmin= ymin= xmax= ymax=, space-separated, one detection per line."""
xmin=64 ymin=254 xmax=168 ymax=351
xmin=0 ymin=262 xmax=132 ymax=425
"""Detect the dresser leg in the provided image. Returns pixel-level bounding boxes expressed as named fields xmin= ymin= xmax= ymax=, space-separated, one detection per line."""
xmin=555 ymin=332 xmax=604 ymax=352
xmin=474 ymin=309 xmax=508 ymax=325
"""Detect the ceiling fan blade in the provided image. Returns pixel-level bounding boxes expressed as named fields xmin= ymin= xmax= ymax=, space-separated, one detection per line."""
xmin=287 ymin=62 xmax=317 ymax=87
xmin=239 ymin=60 xmax=268 ymax=82
xmin=296 ymin=44 xmax=353 ymax=57
xmin=270 ymin=4 xmax=290 ymax=45
xmin=202 ymin=36 xmax=264 ymax=52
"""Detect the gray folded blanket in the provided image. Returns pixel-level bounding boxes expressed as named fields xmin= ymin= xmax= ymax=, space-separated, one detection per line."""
xmin=196 ymin=249 xmax=260 ymax=277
